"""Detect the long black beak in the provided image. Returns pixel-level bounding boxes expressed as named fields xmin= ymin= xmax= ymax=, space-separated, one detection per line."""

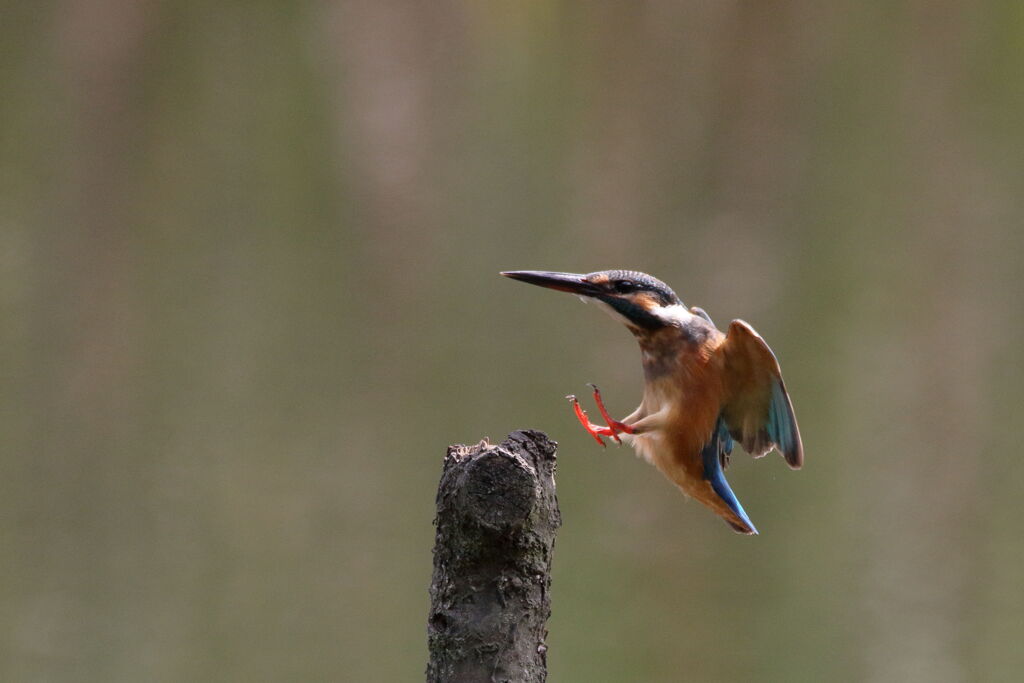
xmin=501 ymin=270 xmax=602 ymax=297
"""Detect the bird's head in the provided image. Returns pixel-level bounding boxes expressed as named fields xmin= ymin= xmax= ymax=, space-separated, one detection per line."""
xmin=501 ymin=269 xmax=689 ymax=330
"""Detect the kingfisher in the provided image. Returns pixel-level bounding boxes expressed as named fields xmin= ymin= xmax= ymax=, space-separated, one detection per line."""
xmin=501 ymin=269 xmax=803 ymax=535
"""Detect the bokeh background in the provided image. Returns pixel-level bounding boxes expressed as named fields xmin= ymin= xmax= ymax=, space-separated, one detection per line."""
xmin=3 ymin=2 xmax=1023 ymax=681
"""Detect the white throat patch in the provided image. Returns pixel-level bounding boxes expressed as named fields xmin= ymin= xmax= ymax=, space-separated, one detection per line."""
xmin=651 ymin=303 xmax=694 ymax=326
xmin=583 ymin=298 xmax=693 ymax=328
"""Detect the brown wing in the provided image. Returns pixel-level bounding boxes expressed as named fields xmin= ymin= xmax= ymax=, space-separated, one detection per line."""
xmin=716 ymin=320 xmax=803 ymax=469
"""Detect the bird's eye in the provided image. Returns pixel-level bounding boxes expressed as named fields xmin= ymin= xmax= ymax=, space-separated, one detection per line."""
xmin=615 ymin=279 xmax=637 ymax=293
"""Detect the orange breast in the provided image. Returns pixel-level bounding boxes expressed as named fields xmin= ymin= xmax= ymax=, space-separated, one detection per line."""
xmin=634 ymin=334 xmax=740 ymax=514
xmin=629 ymin=330 xmax=755 ymax=530
xmin=638 ymin=334 xmax=725 ymax=474
xmin=665 ymin=344 xmax=725 ymax=475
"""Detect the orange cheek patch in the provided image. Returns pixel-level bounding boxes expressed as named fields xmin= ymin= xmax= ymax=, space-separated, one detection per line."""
xmin=635 ymin=293 xmax=656 ymax=309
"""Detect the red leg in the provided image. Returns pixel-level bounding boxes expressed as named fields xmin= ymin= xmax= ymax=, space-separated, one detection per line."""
xmin=587 ymin=383 xmax=635 ymax=442
xmin=566 ymin=395 xmax=618 ymax=447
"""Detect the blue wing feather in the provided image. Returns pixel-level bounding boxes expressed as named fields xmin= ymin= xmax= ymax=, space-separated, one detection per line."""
xmin=720 ymin=320 xmax=804 ymax=469
xmin=766 ymin=378 xmax=800 ymax=466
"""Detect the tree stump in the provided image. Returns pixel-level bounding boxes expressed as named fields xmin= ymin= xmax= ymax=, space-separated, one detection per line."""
xmin=426 ymin=430 xmax=560 ymax=683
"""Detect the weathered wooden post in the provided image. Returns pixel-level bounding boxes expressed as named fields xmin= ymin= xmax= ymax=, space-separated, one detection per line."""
xmin=426 ymin=430 xmax=560 ymax=683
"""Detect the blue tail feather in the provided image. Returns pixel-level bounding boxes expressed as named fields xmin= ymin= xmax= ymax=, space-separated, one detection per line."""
xmin=702 ymin=418 xmax=758 ymax=535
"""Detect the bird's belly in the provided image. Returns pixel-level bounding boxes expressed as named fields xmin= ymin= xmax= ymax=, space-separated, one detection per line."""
xmin=627 ymin=431 xmax=705 ymax=498
xmin=627 ymin=432 xmax=660 ymax=467
xmin=626 ymin=377 xmax=722 ymax=499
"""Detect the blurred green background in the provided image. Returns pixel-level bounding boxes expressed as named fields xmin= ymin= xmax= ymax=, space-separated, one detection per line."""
xmin=2 ymin=2 xmax=1023 ymax=681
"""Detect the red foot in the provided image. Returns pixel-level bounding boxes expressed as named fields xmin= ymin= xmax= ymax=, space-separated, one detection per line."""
xmin=566 ymin=384 xmax=635 ymax=447
xmin=587 ymin=384 xmax=635 ymax=441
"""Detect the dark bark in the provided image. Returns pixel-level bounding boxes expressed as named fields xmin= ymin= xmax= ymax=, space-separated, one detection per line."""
xmin=427 ymin=430 xmax=560 ymax=683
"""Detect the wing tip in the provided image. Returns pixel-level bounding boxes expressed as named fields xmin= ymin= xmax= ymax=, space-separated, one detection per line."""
xmin=784 ymin=443 xmax=804 ymax=470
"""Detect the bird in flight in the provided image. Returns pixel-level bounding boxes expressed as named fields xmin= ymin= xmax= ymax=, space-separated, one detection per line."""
xmin=501 ymin=269 xmax=803 ymax=535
